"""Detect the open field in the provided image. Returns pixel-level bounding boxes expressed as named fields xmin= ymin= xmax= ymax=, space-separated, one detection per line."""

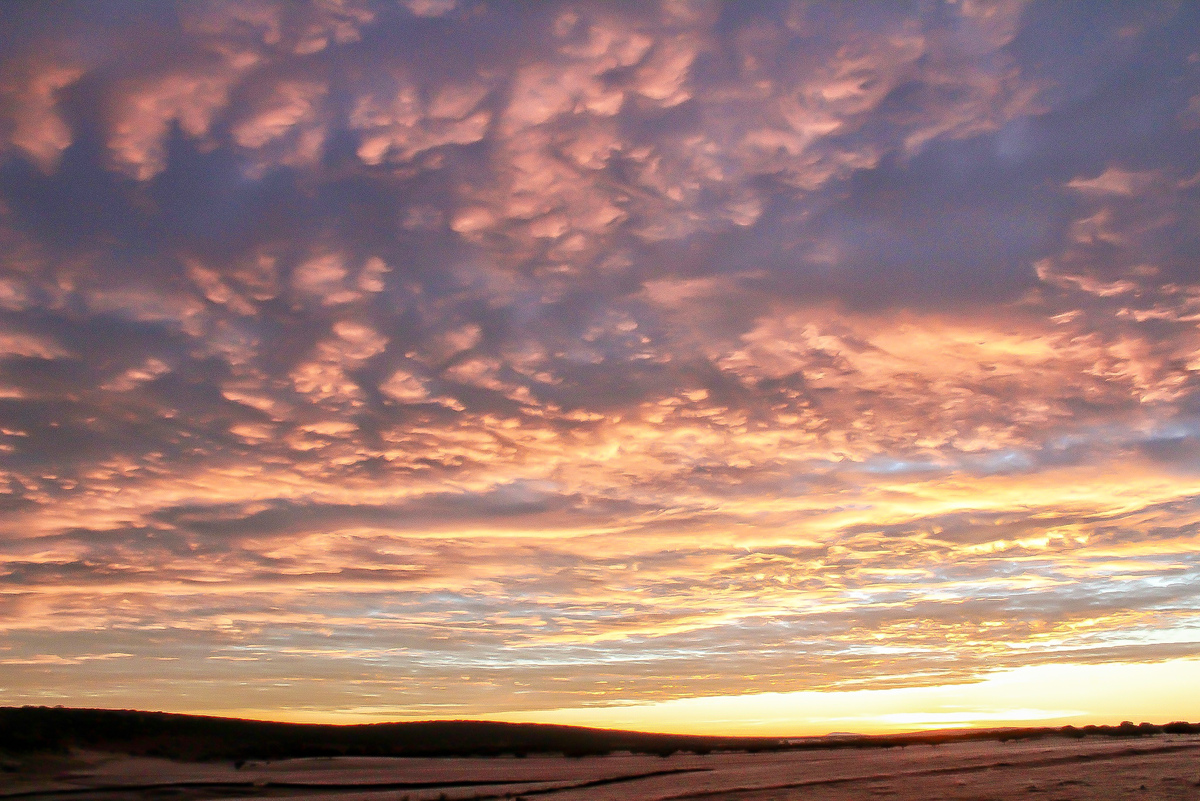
xmin=4 ymin=735 xmax=1199 ymax=801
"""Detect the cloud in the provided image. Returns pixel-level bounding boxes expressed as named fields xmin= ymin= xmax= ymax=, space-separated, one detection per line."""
xmin=0 ymin=60 xmax=82 ymax=172
xmin=1067 ymin=166 xmax=1161 ymax=196
xmin=108 ymin=70 xmax=242 ymax=180
xmin=402 ymin=0 xmax=457 ymax=19
xmin=1 ymin=0 xmax=1199 ymax=722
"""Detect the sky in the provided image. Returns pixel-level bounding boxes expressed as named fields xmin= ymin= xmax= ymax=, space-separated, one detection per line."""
xmin=1 ymin=0 xmax=1200 ymax=737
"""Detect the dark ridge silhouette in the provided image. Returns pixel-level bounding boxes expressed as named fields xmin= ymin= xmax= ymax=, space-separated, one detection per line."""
xmin=0 ymin=707 xmax=771 ymax=761
xmin=0 ymin=707 xmax=1196 ymax=762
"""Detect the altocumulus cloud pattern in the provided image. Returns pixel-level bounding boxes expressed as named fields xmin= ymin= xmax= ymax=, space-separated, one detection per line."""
xmin=1 ymin=0 xmax=1200 ymax=721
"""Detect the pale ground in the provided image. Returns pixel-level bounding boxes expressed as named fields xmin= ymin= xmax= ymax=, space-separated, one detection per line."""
xmin=3 ymin=735 xmax=1200 ymax=801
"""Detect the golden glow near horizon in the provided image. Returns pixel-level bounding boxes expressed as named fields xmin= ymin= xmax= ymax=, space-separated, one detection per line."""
xmin=2 ymin=1 xmax=1200 ymax=734
xmin=484 ymin=659 xmax=1200 ymax=736
xmin=218 ymin=659 xmax=1200 ymax=735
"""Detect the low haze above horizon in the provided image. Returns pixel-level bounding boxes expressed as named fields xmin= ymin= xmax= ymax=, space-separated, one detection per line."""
xmin=1 ymin=0 xmax=1200 ymax=737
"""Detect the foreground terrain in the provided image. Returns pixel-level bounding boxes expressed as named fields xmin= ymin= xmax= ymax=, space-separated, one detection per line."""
xmin=4 ymin=735 xmax=1200 ymax=801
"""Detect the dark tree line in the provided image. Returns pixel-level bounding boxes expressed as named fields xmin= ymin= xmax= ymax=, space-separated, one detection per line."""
xmin=1 ymin=707 xmax=1196 ymax=762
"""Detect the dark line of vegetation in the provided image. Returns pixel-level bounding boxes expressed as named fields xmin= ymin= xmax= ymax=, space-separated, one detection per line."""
xmin=0 ymin=707 xmax=1196 ymax=763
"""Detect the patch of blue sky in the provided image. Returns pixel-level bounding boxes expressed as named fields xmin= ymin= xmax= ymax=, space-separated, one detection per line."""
xmin=861 ymin=456 xmax=946 ymax=475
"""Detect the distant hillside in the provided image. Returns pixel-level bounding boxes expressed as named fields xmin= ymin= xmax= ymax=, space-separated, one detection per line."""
xmin=0 ymin=707 xmax=775 ymax=760
xmin=1 ymin=707 xmax=1196 ymax=762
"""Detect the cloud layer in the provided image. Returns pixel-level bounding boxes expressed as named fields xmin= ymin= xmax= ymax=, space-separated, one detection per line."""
xmin=2 ymin=0 xmax=1200 ymax=722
